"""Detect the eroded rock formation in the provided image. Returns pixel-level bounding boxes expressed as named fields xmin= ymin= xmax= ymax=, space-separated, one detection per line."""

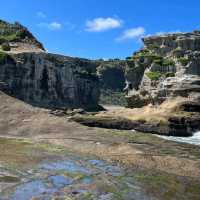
xmin=125 ymin=31 xmax=200 ymax=108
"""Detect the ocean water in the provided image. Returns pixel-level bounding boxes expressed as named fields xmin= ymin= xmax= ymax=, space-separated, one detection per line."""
xmin=158 ymin=131 xmax=200 ymax=146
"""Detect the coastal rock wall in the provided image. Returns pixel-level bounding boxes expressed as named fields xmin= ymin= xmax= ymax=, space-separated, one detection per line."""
xmin=0 ymin=52 xmax=100 ymax=109
xmin=125 ymin=31 xmax=200 ymax=107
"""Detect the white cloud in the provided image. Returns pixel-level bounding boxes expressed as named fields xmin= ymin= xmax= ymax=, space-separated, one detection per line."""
xmin=38 ymin=22 xmax=62 ymax=30
xmin=117 ymin=27 xmax=145 ymax=41
xmin=86 ymin=17 xmax=122 ymax=32
xmin=36 ymin=11 xmax=46 ymax=19
xmin=48 ymin=22 xmax=62 ymax=30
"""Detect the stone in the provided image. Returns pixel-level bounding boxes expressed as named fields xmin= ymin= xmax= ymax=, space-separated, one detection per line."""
xmin=125 ymin=31 xmax=200 ymax=107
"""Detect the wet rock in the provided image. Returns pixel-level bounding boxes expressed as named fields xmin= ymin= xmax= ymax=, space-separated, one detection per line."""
xmin=169 ymin=115 xmax=200 ymax=136
xmin=72 ymin=114 xmax=200 ymax=136
xmin=50 ymin=108 xmax=86 ymax=117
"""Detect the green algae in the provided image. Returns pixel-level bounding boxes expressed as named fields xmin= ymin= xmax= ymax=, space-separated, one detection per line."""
xmin=0 ymin=176 xmax=20 ymax=183
xmin=0 ymin=137 xmax=200 ymax=200
xmin=133 ymin=171 xmax=200 ymax=200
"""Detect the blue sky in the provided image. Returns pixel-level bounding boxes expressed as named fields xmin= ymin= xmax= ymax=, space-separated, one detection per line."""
xmin=0 ymin=0 xmax=199 ymax=59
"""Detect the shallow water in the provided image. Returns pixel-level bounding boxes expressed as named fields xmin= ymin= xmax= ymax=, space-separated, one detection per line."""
xmin=158 ymin=131 xmax=200 ymax=146
xmin=0 ymin=156 xmax=149 ymax=200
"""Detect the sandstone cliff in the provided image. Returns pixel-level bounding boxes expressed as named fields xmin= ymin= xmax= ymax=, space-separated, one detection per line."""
xmin=125 ymin=31 xmax=200 ymax=108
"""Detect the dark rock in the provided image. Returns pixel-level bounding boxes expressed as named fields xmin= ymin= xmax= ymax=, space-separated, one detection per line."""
xmin=169 ymin=115 xmax=200 ymax=136
xmin=72 ymin=114 xmax=200 ymax=137
xmin=0 ymin=52 xmax=100 ymax=110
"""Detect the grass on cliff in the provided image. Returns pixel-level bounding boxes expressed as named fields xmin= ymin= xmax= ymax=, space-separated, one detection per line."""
xmin=153 ymin=57 xmax=175 ymax=66
xmin=145 ymin=71 xmax=175 ymax=81
xmin=145 ymin=71 xmax=162 ymax=80
xmin=0 ymin=21 xmax=24 ymax=43
xmin=178 ymin=57 xmax=190 ymax=66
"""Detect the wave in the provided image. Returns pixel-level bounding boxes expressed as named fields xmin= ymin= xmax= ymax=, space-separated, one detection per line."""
xmin=157 ymin=131 xmax=200 ymax=146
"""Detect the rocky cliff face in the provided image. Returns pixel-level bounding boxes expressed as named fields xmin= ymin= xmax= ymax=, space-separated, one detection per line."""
xmin=95 ymin=60 xmax=127 ymax=106
xmin=125 ymin=31 xmax=200 ymax=107
xmin=0 ymin=52 xmax=100 ymax=109
xmin=0 ymin=20 xmax=100 ymax=109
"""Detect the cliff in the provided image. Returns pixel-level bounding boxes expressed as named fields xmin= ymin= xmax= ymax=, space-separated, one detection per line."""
xmin=0 ymin=20 xmax=100 ymax=110
xmin=125 ymin=31 xmax=200 ymax=107
xmin=95 ymin=59 xmax=127 ymax=106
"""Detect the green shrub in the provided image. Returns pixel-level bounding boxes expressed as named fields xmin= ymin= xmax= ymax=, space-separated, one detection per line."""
xmin=172 ymin=48 xmax=182 ymax=54
xmin=126 ymin=56 xmax=132 ymax=60
xmin=0 ymin=38 xmax=7 ymax=45
xmin=16 ymin=29 xmax=27 ymax=39
xmin=148 ymin=44 xmax=160 ymax=50
xmin=153 ymin=58 xmax=163 ymax=65
xmin=177 ymin=57 xmax=189 ymax=66
xmin=163 ymin=58 xmax=175 ymax=66
xmin=133 ymin=51 xmax=159 ymax=61
xmin=145 ymin=71 xmax=162 ymax=81
xmin=1 ymin=43 xmax=10 ymax=51
xmin=153 ymin=58 xmax=175 ymax=66
xmin=140 ymin=49 xmax=150 ymax=53
xmin=0 ymin=34 xmax=18 ymax=42
xmin=172 ymin=48 xmax=184 ymax=58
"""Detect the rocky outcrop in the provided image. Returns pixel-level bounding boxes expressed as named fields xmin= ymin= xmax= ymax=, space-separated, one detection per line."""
xmin=0 ymin=20 xmax=45 ymax=52
xmin=72 ymin=110 xmax=200 ymax=137
xmin=0 ymin=52 xmax=100 ymax=109
xmin=125 ymin=31 xmax=200 ymax=108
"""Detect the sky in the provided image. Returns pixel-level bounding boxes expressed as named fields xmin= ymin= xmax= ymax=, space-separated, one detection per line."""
xmin=0 ymin=0 xmax=199 ymax=59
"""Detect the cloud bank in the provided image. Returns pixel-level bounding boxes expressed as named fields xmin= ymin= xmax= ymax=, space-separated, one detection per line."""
xmin=117 ymin=27 xmax=145 ymax=41
xmin=86 ymin=17 xmax=122 ymax=32
xmin=38 ymin=22 xmax=62 ymax=30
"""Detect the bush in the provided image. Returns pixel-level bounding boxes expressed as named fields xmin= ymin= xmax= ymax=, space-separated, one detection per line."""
xmin=16 ymin=29 xmax=27 ymax=39
xmin=0 ymin=38 xmax=7 ymax=45
xmin=133 ymin=51 xmax=159 ymax=61
xmin=145 ymin=71 xmax=162 ymax=81
xmin=126 ymin=57 xmax=132 ymax=60
xmin=177 ymin=57 xmax=189 ymax=66
xmin=163 ymin=58 xmax=175 ymax=66
xmin=172 ymin=48 xmax=182 ymax=53
xmin=153 ymin=58 xmax=175 ymax=66
xmin=1 ymin=43 xmax=10 ymax=51
xmin=147 ymin=44 xmax=160 ymax=50
xmin=172 ymin=48 xmax=184 ymax=58
xmin=153 ymin=58 xmax=163 ymax=66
